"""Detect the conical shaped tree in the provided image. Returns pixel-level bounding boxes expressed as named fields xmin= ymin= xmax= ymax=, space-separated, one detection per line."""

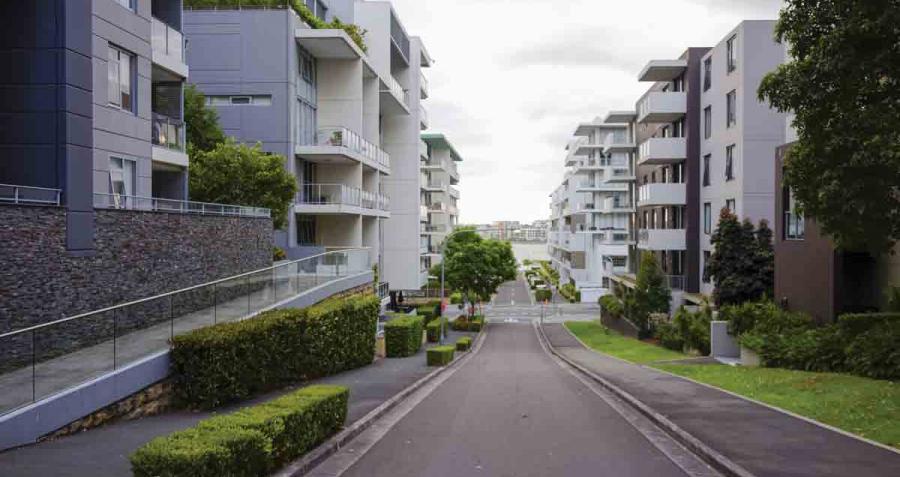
xmin=754 ymin=219 xmax=775 ymax=299
xmin=631 ymin=252 xmax=671 ymax=333
xmin=706 ymin=209 xmax=773 ymax=306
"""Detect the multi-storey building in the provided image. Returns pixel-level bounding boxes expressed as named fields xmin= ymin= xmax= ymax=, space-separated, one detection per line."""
xmin=1 ymin=0 xmax=190 ymax=252
xmin=547 ymin=120 xmax=636 ymax=303
xmin=420 ymin=133 xmax=462 ymax=267
xmin=185 ymin=0 xmax=430 ymax=289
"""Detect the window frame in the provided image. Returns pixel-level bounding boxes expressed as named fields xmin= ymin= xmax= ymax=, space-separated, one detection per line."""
xmin=702 ymin=154 xmax=711 ymax=187
xmin=726 ymin=198 xmax=736 ymax=213
xmin=704 ymin=106 xmax=712 ymax=139
xmin=703 ymin=202 xmax=712 ymax=234
xmin=726 ymin=34 xmax=737 ymax=73
xmin=703 ymin=57 xmax=711 ymax=91
xmin=726 ymin=90 xmax=736 ymax=128
xmin=725 ymin=144 xmax=735 ymax=181
xmin=107 ymin=44 xmax=135 ymax=113
xmin=703 ymin=251 xmax=712 ymax=283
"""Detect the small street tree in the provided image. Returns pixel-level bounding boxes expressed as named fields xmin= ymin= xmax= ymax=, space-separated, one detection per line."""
xmin=184 ymin=84 xmax=225 ymax=153
xmin=757 ymin=0 xmax=900 ymax=253
xmin=189 ymin=139 xmax=297 ymax=228
xmin=705 ymin=209 xmax=774 ymax=306
xmin=629 ymin=252 xmax=671 ymax=333
xmin=443 ymin=236 xmax=516 ymax=315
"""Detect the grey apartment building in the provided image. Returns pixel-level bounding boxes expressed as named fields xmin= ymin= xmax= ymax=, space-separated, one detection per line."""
xmin=185 ymin=0 xmax=432 ymax=290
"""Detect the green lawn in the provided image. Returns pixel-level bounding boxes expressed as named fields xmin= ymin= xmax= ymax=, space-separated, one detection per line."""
xmin=656 ymin=364 xmax=900 ymax=449
xmin=564 ymin=321 xmax=686 ymax=364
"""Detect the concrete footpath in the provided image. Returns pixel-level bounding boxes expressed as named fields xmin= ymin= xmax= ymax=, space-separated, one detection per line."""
xmin=0 ymin=329 xmax=475 ymax=477
xmin=541 ymin=323 xmax=900 ymax=477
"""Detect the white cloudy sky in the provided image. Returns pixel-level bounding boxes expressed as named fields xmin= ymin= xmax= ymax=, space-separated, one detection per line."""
xmin=388 ymin=0 xmax=785 ymax=224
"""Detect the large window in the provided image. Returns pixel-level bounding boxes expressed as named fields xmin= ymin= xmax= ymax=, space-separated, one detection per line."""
xmin=726 ymin=34 xmax=737 ymax=73
xmin=109 ymin=157 xmax=136 ymax=208
xmin=703 ymin=154 xmax=711 ymax=186
xmin=704 ymin=106 xmax=712 ymax=139
xmin=726 ymin=90 xmax=736 ymax=127
xmin=725 ymin=145 xmax=735 ymax=181
xmin=703 ymin=202 xmax=712 ymax=234
xmin=703 ymin=57 xmax=711 ymax=91
xmin=108 ymin=45 xmax=134 ymax=112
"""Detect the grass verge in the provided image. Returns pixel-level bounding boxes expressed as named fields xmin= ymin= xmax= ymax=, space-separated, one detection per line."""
xmin=564 ymin=321 xmax=686 ymax=364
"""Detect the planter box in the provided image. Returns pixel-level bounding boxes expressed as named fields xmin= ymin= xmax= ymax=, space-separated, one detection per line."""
xmin=741 ymin=345 xmax=761 ymax=367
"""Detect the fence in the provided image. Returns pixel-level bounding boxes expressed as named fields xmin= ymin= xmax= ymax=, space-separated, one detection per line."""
xmin=0 ymin=184 xmax=61 ymax=206
xmin=93 ymin=193 xmax=270 ymax=218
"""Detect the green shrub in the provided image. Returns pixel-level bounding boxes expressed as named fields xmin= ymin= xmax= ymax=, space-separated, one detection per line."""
xmin=673 ymin=307 xmax=712 ymax=355
xmin=450 ymin=291 xmax=463 ymax=304
xmin=171 ymin=294 xmax=378 ymax=409
xmin=456 ymin=336 xmax=472 ymax=351
xmin=449 ymin=315 xmax=484 ymax=332
xmin=535 ymin=289 xmax=552 ymax=302
xmin=385 ymin=315 xmax=424 ymax=358
xmin=273 ymin=246 xmax=287 ymax=261
xmin=655 ymin=321 xmax=684 ymax=352
xmin=599 ymin=295 xmax=624 ymax=319
xmin=469 ymin=316 xmax=485 ymax=332
xmin=426 ymin=318 xmax=446 ymax=343
xmin=130 ymin=385 xmax=348 ymax=477
xmin=427 ymin=346 xmax=455 ymax=366
xmin=559 ymin=283 xmax=580 ymax=303
xmin=845 ymin=320 xmax=900 ymax=380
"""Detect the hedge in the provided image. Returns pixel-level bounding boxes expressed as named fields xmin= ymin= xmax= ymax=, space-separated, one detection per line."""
xmin=171 ymin=294 xmax=378 ymax=409
xmin=427 ymin=346 xmax=455 ymax=366
xmin=426 ymin=318 xmax=446 ymax=343
xmin=384 ymin=315 xmax=424 ymax=358
xmin=450 ymin=292 xmax=463 ymax=304
xmin=654 ymin=307 xmax=712 ymax=355
xmin=131 ymin=385 xmax=348 ymax=477
xmin=450 ymin=315 xmax=484 ymax=332
xmin=456 ymin=336 xmax=472 ymax=351
xmin=535 ymin=289 xmax=552 ymax=302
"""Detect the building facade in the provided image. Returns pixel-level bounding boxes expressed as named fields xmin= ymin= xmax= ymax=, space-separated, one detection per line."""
xmin=421 ymin=133 xmax=462 ymax=268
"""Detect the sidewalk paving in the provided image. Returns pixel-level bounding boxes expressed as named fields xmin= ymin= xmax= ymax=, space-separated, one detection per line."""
xmin=541 ymin=323 xmax=900 ymax=477
xmin=0 ymin=328 xmax=476 ymax=477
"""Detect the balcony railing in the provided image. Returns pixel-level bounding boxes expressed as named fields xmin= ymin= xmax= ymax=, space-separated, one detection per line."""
xmin=383 ymin=74 xmax=409 ymax=108
xmin=93 ymin=193 xmax=270 ymax=217
xmin=151 ymin=17 xmax=184 ymax=61
xmin=785 ymin=211 xmax=805 ymax=240
xmin=423 ymin=224 xmax=448 ymax=233
xmin=419 ymin=103 xmax=429 ymax=129
xmin=665 ymin=275 xmax=686 ymax=290
xmin=151 ymin=113 xmax=185 ymax=152
xmin=316 ymin=127 xmax=390 ymax=169
xmin=296 ymin=184 xmax=389 ymax=211
xmin=0 ymin=184 xmax=61 ymax=206
xmin=425 ymin=180 xmax=445 ymax=190
xmin=419 ymin=71 xmax=429 ymax=98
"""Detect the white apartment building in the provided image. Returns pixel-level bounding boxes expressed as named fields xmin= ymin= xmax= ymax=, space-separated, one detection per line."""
xmin=548 ymin=119 xmax=636 ymax=303
xmin=421 ymin=133 xmax=462 ymax=268
xmin=697 ymin=20 xmax=786 ymax=295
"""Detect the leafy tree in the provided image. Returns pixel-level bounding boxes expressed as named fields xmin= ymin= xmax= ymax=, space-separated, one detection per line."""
xmin=757 ymin=0 xmax=900 ymax=253
xmin=705 ymin=209 xmax=774 ymax=306
xmin=189 ymin=139 xmax=297 ymax=228
xmin=629 ymin=252 xmax=671 ymax=332
xmin=443 ymin=237 xmax=516 ymax=315
xmin=442 ymin=227 xmax=482 ymax=260
xmin=184 ymin=84 xmax=225 ymax=153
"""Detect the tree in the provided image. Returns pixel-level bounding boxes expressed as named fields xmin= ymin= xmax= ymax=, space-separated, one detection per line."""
xmin=189 ymin=139 xmax=297 ymax=229
xmin=443 ymin=237 xmax=516 ymax=315
xmin=705 ymin=209 xmax=774 ymax=306
xmin=630 ymin=252 xmax=671 ymax=333
xmin=757 ymin=0 xmax=900 ymax=253
xmin=184 ymin=84 xmax=225 ymax=153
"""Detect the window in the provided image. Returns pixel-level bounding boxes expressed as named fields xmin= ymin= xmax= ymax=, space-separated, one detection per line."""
xmin=109 ymin=157 xmax=135 ymax=208
xmin=108 ymin=45 xmax=134 ymax=112
xmin=703 ymin=57 xmax=711 ymax=91
xmin=725 ymin=145 xmax=735 ymax=181
xmin=783 ymin=184 xmax=805 ymax=240
xmin=206 ymin=95 xmax=273 ymax=106
xmin=703 ymin=203 xmax=712 ymax=234
xmin=703 ymin=154 xmax=711 ymax=186
xmin=726 ymin=35 xmax=737 ymax=72
xmin=726 ymin=90 xmax=736 ymax=127
xmin=703 ymin=251 xmax=711 ymax=283
xmin=230 ymin=96 xmax=251 ymax=105
xmin=297 ymin=215 xmax=317 ymax=246
xmin=114 ymin=0 xmax=133 ymax=10
xmin=726 ymin=199 xmax=736 ymax=212
xmin=704 ymin=106 xmax=712 ymax=139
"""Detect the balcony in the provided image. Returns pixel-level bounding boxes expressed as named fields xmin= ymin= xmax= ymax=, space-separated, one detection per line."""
xmin=601 ymin=197 xmax=634 ymax=213
xmin=422 ymin=224 xmax=449 ymax=234
xmin=638 ymin=59 xmax=688 ymax=82
xmin=428 ymin=202 xmax=448 ymax=213
xmin=295 ymin=184 xmax=389 ymax=217
xmin=151 ymin=113 xmax=187 ymax=168
xmin=420 ymin=138 xmax=429 ymax=160
xmin=638 ymin=228 xmax=687 ymax=250
xmin=605 ymin=167 xmax=635 ymax=183
xmin=420 ymin=71 xmax=429 ymax=99
xmin=151 ymin=17 xmax=187 ymax=78
xmin=423 ymin=180 xmax=446 ymax=192
xmin=637 ymin=91 xmax=687 ymax=124
xmin=448 ymin=186 xmax=460 ymax=199
xmin=576 ymin=180 xmax=629 ymax=193
xmin=295 ymin=127 xmax=390 ymax=173
xmin=379 ymin=74 xmax=409 ymax=114
xmin=638 ymin=183 xmax=686 ymax=207
xmin=638 ymin=137 xmax=687 ymax=166
xmin=419 ymin=103 xmax=429 ymax=130
xmin=420 ymin=205 xmax=429 ymax=222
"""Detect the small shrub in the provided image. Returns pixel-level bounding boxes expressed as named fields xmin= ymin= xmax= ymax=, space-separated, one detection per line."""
xmin=559 ymin=283 xmax=580 ymax=303
xmin=273 ymin=246 xmax=287 ymax=261
xmin=599 ymin=295 xmax=624 ymax=319
xmin=535 ymin=289 xmax=552 ymax=302
xmin=845 ymin=320 xmax=900 ymax=380
xmin=449 ymin=315 xmax=484 ymax=332
xmin=385 ymin=315 xmax=424 ymax=358
xmin=426 ymin=318 xmax=446 ymax=343
xmin=672 ymin=307 xmax=712 ymax=355
xmin=130 ymin=385 xmax=348 ymax=477
xmin=427 ymin=346 xmax=455 ymax=366
xmin=456 ymin=336 xmax=472 ymax=351
xmin=655 ymin=321 xmax=684 ymax=352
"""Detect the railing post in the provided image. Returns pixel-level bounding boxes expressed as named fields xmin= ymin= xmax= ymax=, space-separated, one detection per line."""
xmin=31 ymin=330 xmax=36 ymax=403
xmin=112 ymin=309 xmax=117 ymax=370
xmin=14 ymin=187 xmax=19 ymax=205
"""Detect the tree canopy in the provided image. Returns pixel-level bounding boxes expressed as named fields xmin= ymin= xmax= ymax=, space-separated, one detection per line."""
xmin=443 ymin=232 xmax=516 ymax=310
xmin=758 ymin=0 xmax=900 ymax=253
xmin=184 ymin=84 xmax=225 ymax=153
xmin=189 ymin=139 xmax=297 ymax=229
xmin=627 ymin=252 xmax=671 ymax=332
xmin=704 ymin=209 xmax=774 ymax=306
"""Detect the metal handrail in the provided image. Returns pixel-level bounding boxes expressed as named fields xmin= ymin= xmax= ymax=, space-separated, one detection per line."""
xmin=0 ymin=247 xmax=370 ymax=340
xmin=0 ymin=184 xmax=62 ymax=206
xmin=93 ymin=193 xmax=270 ymax=217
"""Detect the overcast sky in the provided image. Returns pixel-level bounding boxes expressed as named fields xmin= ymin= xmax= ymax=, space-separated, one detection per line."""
xmin=388 ymin=0 xmax=785 ymax=225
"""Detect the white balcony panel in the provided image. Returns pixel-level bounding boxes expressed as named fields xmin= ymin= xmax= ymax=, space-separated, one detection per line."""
xmin=638 ymin=59 xmax=687 ymax=82
xmin=294 ymin=28 xmax=364 ymax=59
xmin=637 ymin=92 xmax=687 ymax=124
xmin=639 ymin=137 xmax=687 ymax=165
xmin=638 ymin=229 xmax=687 ymax=251
xmin=295 ymin=127 xmax=390 ymax=174
xmin=151 ymin=145 xmax=188 ymax=168
xmin=151 ymin=18 xmax=188 ymax=78
xmin=638 ymin=183 xmax=686 ymax=207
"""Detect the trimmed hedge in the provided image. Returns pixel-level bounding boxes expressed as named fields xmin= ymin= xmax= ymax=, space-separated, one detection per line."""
xmin=384 ymin=315 xmax=424 ymax=358
xmin=130 ymin=385 xmax=348 ymax=477
xmin=427 ymin=346 xmax=455 ymax=366
xmin=171 ymin=294 xmax=378 ymax=409
xmin=456 ymin=336 xmax=472 ymax=351
xmin=535 ymin=289 xmax=552 ymax=302
xmin=450 ymin=315 xmax=484 ymax=332
xmin=426 ymin=318 xmax=446 ymax=343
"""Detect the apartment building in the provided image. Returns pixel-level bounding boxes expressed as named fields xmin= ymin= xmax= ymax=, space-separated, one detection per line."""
xmin=184 ymin=1 xmax=430 ymax=288
xmin=547 ymin=120 xmax=636 ymax=303
xmin=0 ymin=0 xmax=190 ymax=251
xmin=420 ymin=133 xmax=462 ymax=267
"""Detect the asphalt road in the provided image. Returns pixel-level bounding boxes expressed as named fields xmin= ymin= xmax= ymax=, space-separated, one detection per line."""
xmin=492 ymin=275 xmax=532 ymax=306
xmin=339 ymin=323 xmax=691 ymax=477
